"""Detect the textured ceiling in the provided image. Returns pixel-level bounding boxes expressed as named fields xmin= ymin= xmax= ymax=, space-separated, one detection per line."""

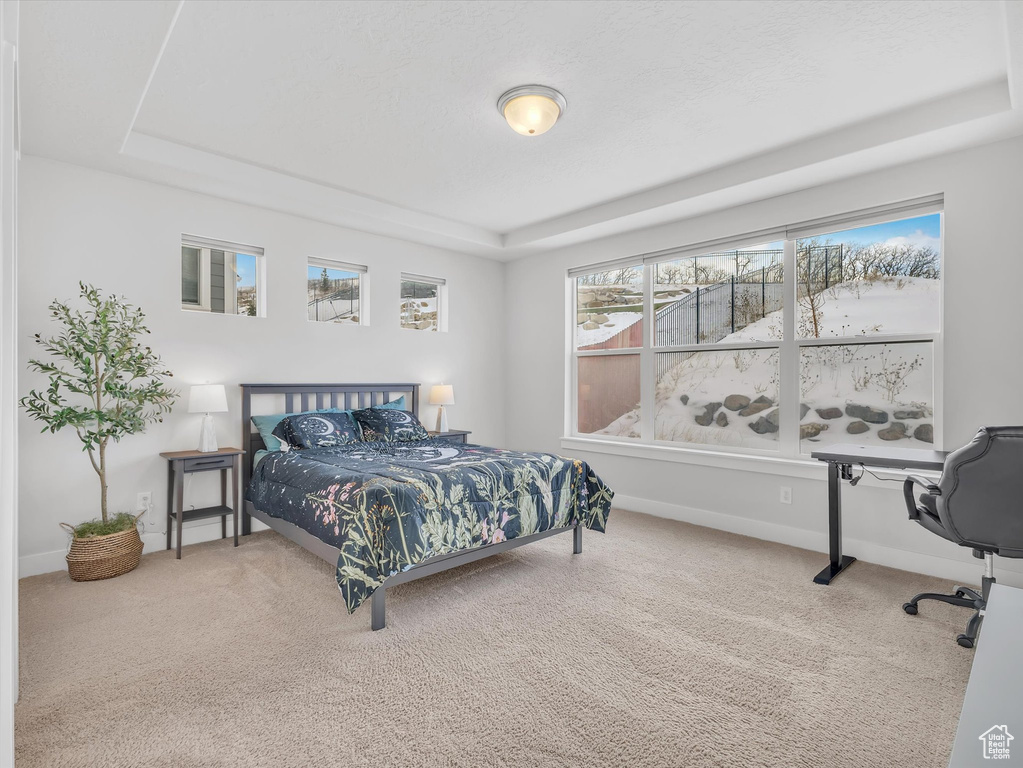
xmin=131 ymin=0 xmax=1005 ymax=231
xmin=17 ymin=0 xmax=1022 ymax=255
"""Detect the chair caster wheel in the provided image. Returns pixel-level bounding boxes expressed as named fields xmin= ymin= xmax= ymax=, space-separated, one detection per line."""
xmin=903 ymin=602 xmax=918 ymax=615
xmin=955 ymin=590 xmax=966 ymax=599
xmin=956 ymin=635 xmax=974 ymax=649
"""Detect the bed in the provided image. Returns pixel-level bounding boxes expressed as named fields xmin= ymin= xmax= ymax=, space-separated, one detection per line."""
xmin=240 ymin=383 xmax=614 ymax=630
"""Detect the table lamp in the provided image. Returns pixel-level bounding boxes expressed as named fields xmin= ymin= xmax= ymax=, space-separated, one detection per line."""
xmin=188 ymin=384 xmax=228 ymax=452
xmin=429 ymin=383 xmax=454 ymax=433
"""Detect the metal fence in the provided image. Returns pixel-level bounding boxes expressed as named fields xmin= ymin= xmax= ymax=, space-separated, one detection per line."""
xmin=654 ymin=245 xmax=843 ymax=348
xmin=308 ymin=278 xmax=359 ymax=322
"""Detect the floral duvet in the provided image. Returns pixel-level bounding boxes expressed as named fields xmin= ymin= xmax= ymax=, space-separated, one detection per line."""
xmin=246 ymin=439 xmax=614 ymax=613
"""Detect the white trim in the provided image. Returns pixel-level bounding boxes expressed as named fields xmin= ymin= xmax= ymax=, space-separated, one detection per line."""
xmin=19 ymin=518 xmax=270 ymax=579
xmin=181 ymin=233 xmax=264 ymax=256
xmin=308 ymin=256 xmax=367 ymax=274
xmin=612 ymin=494 xmax=1023 ymax=589
xmin=784 ymin=193 xmax=943 ymax=241
xmin=400 ymin=272 xmax=445 ymax=286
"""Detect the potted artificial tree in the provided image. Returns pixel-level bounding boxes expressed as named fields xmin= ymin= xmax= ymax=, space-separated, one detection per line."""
xmin=21 ymin=283 xmax=177 ymax=581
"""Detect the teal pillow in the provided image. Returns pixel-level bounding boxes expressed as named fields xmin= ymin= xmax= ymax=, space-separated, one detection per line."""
xmin=252 ymin=408 xmax=343 ymax=452
xmin=375 ymin=395 xmax=406 ymax=411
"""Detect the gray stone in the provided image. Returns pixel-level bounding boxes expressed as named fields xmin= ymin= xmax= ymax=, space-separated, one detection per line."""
xmin=694 ymin=402 xmax=722 ymax=427
xmin=845 ymin=404 xmax=889 ymax=424
xmin=679 ymin=394 xmax=689 ymax=405
xmin=894 ymin=409 xmax=925 ymax=420
xmin=749 ymin=416 xmax=779 ymax=434
xmin=724 ymin=394 xmax=750 ymax=412
xmin=715 ymin=411 xmax=729 ymax=427
xmin=878 ymin=422 xmax=908 ymax=441
xmin=582 ymin=321 xmax=599 ymax=330
xmin=800 ymin=423 xmax=829 ymax=440
xmin=738 ymin=402 xmax=772 ymax=418
xmin=592 ymin=314 xmax=609 ymax=324
xmin=846 ymin=420 xmax=870 ymax=435
xmin=766 ymin=408 xmax=780 ymax=427
xmin=816 ymin=407 xmax=843 ymax=420
xmin=914 ymin=424 xmax=934 ymax=443
xmin=800 ymin=403 xmax=810 ymax=420
xmin=753 ymin=395 xmax=774 ymax=406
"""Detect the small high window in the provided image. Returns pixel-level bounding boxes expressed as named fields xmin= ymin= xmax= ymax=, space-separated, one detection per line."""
xmin=307 ymin=258 xmax=366 ymax=325
xmin=400 ymin=273 xmax=445 ymax=332
xmin=181 ymin=235 xmax=263 ymax=317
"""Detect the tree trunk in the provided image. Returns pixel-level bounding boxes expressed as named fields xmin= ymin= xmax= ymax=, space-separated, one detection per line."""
xmin=99 ymin=439 xmax=108 ymax=523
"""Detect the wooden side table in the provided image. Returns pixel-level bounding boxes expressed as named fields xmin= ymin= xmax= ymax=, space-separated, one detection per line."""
xmin=160 ymin=448 xmax=244 ymax=559
xmin=428 ymin=430 xmax=472 ymax=444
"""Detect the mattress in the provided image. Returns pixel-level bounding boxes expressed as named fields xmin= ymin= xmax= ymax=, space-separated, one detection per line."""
xmin=246 ymin=439 xmax=613 ymax=613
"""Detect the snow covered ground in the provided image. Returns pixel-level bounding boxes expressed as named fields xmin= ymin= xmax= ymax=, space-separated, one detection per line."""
xmin=595 ymin=277 xmax=938 ymax=451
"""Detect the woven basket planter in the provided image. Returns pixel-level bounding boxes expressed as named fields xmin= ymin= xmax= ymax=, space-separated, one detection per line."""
xmin=61 ymin=515 xmax=144 ymax=582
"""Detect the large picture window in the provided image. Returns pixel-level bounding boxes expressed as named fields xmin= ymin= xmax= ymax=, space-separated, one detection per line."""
xmin=569 ymin=199 xmax=942 ymax=456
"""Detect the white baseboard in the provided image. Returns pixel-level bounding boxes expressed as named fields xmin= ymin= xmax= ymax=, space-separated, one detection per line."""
xmin=613 ymin=493 xmax=1023 ymax=589
xmin=18 ymin=518 xmax=268 ymax=579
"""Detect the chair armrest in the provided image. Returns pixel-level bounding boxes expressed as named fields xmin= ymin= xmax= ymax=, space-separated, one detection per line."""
xmin=903 ymin=475 xmax=940 ymax=520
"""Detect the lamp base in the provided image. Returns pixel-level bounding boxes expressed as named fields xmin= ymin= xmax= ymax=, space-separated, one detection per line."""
xmin=197 ymin=413 xmax=219 ymax=453
xmin=435 ymin=405 xmax=449 ymax=434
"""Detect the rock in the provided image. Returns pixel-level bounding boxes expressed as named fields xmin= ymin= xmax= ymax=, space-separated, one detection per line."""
xmin=846 ymin=420 xmax=870 ymax=435
xmin=593 ymin=314 xmax=609 ymax=324
xmin=914 ymin=424 xmax=934 ymax=443
xmin=878 ymin=422 xmax=908 ymax=441
xmin=845 ymin=404 xmax=889 ymax=424
xmin=894 ymin=409 xmax=925 ymax=420
xmin=582 ymin=322 xmax=599 ymax=330
xmin=766 ymin=408 xmax=780 ymax=427
xmin=679 ymin=394 xmax=689 ymax=405
xmin=723 ymin=394 xmax=750 ymax=412
xmin=800 ymin=423 xmax=829 ymax=440
xmin=749 ymin=416 xmax=779 ymax=434
xmin=753 ymin=395 xmax=774 ymax=405
xmin=816 ymin=407 xmax=843 ymax=420
xmin=800 ymin=403 xmax=810 ymax=419
xmin=603 ymin=323 xmax=615 ymax=327
xmin=715 ymin=411 xmax=729 ymax=427
xmin=420 ymin=301 xmax=428 ymax=308
xmin=694 ymin=402 xmax=722 ymax=427
xmin=577 ymin=313 xmax=589 ymax=324
xmin=738 ymin=402 xmax=772 ymax=417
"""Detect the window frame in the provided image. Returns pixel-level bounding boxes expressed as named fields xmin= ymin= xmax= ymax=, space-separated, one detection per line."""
xmin=306 ymin=256 xmax=368 ymax=326
xmin=566 ymin=198 xmax=943 ymax=460
xmin=399 ymin=272 xmax=446 ymax=332
xmin=180 ymin=235 xmax=265 ymax=318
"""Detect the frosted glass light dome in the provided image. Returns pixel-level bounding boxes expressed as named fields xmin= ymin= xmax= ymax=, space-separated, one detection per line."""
xmin=497 ymin=86 xmax=566 ymax=137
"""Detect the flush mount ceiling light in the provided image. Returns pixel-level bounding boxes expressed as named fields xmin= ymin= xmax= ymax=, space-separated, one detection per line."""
xmin=497 ymin=85 xmax=567 ymax=136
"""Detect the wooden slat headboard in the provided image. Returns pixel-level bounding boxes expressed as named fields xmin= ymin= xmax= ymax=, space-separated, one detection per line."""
xmin=239 ymin=382 xmax=421 ymax=489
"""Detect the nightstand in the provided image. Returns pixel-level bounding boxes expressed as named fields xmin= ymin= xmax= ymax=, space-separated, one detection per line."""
xmin=428 ymin=430 xmax=472 ymax=444
xmin=160 ymin=447 xmax=244 ymax=559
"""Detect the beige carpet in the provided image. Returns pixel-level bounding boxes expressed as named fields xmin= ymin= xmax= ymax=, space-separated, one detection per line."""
xmin=16 ymin=509 xmax=973 ymax=768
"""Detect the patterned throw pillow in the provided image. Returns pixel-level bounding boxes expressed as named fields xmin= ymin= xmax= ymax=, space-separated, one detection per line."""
xmin=272 ymin=411 xmax=362 ymax=450
xmin=352 ymin=407 xmax=429 ymax=443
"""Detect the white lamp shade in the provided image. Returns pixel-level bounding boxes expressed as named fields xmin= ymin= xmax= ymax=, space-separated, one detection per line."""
xmin=188 ymin=384 xmax=228 ymax=414
xmin=429 ymin=384 xmax=455 ymax=406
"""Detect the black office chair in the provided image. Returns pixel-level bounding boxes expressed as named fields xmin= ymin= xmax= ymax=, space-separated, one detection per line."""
xmin=902 ymin=426 xmax=1023 ymax=648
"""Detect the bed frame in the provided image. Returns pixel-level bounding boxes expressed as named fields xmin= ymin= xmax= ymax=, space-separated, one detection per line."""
xmin=240 ymin=382 xmax=582 ymax=631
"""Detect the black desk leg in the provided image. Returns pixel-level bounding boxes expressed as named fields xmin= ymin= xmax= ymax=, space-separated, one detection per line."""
xmin=814 ymin=461 xmax=857 ymax=584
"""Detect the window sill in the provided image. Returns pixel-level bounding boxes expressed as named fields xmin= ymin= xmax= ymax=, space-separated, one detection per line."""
xmin=559 ymin=436 xmax=939 ymax=485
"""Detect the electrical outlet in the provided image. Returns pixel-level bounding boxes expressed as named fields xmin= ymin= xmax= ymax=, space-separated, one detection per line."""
xmin=136 ymin=491 xmax=152 ymax=512
xmin=779 ymin=486 xmax=792 ymax=505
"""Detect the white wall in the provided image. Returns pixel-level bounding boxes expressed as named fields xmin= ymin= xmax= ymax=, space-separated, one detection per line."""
xmin=505 ymin=134 xmax=1023 ymax=589
xmin=0 ymin=0 xmax=18 ymax=756
xmin=17 ymin=157 xmax=506 ymax=574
